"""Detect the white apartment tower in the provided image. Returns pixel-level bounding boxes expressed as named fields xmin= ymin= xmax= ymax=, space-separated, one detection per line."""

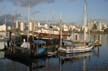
xmin=20 ymin=22 xmax=24 ymax=31
xmin=16 ymin=20 xmax=18 ymax=29
xmin=28 ymin=22 xmax=33 ymax=32
xmin=0 ymin=24 xmax=7 ymax=37
xmin=0 ymin=24 xmax=6 ymax=32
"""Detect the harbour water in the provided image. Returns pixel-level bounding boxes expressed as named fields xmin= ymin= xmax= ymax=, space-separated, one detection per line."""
xmin=0 ymin=34 xmax=108 ymax=71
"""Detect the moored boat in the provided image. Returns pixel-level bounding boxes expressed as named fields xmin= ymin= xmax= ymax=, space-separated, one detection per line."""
xmin=58 ymin=0 xmax=94 ymax=54
xmin=58 ymin=45 xmax=93 ymax=54
xmin=5 ymin=39 xmax=47 ymax=58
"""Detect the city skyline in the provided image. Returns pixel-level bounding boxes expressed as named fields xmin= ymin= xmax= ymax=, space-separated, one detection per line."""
xmin=0 ymin=0 xmax=108 ymax=24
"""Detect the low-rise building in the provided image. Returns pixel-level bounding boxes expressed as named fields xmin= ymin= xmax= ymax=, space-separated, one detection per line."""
xmin=0 ymin=24 xmax=7 ymax=38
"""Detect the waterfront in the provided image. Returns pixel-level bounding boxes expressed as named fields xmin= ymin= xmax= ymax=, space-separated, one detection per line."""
xmin=0 ymin=34 xmax=108 ymax=71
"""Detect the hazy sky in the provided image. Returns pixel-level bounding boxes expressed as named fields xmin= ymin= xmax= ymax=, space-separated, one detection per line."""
xmin=0 ymin=0 xmax=108 ymax=23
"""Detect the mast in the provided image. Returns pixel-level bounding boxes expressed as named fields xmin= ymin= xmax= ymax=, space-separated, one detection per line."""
xmin=4 ymin=16 xmax=7 ymax=38
xmin=27 ymin=4 xmax=30 ymax=44
xmin=14 ymin=15 xmax=16 ymax=46
xmin=84 ymin=0 xmax=87 ymax=42
xmin=60 ymin=16 xmax=62 ymax=47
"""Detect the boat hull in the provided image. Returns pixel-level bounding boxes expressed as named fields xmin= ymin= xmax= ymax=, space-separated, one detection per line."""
xmin=5 ymin=47 xmax=47 ymax=58
xmin=58 ymin=46 xmax=93 ymax=54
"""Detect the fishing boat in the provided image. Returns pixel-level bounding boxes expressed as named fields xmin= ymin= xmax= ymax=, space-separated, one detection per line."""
xmin=58 ymin=0 xmax=94 ymax=54
xmin=12 ymin=5 xmax=47 ymax=58
xmin=5 ymin=24 xmax=47 ymax=58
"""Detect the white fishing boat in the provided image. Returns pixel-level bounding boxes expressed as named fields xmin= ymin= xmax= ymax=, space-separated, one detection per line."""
xmin=58 ymin=0 xmax=94 ymax=54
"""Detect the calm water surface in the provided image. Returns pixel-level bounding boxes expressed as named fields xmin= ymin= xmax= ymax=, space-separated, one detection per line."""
xmin=0 ymin=34 xmax=108 ymax=71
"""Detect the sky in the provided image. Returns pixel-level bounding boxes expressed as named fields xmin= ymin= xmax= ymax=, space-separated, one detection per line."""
xmin=0 ymin=0 xmax=108 ymax=24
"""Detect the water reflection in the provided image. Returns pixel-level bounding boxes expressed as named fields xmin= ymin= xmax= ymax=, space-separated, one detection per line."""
xmin=0 ymin=45 xmax=106 ymax=71
xmin=58 ymin=51 xmax=95 ymax=71
xmin=5 ymin=55 xmax=47 ymax=71
xmin=0 ymin=51 xmax=5 ymax=59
